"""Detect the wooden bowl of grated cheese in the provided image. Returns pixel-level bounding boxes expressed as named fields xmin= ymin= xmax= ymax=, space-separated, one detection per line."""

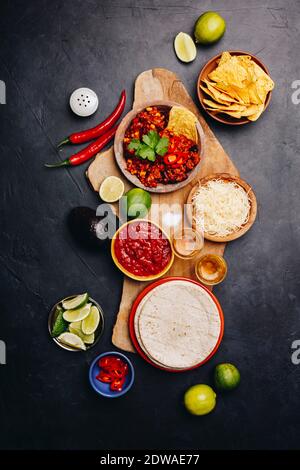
xmin=186 ymin=173 xmax=257 ymax=242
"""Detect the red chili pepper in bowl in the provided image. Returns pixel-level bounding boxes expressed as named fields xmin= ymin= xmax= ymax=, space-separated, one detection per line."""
xmin=58 ymin=90 xmax=126 ymax=147
xmin=110 ymin=377 xmax=126 ymax=392
xmin=45 ymin=126 xmax=117 ymax=168
xmin=96 ymin=370 xmax=112 ymax=383
xmin=96 ymin=354 xmax=129 ymax=392
xmin=164 ymin=154 xmax=178 ymax=166
xmin=110 ymin=366 xmax=127 ymax=379
xmin=98 ymin=356 xmax=113 ymax=370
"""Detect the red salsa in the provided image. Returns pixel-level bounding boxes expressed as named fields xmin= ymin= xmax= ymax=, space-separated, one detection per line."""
xmin=114 ymin=221 xmax=172 ymax=277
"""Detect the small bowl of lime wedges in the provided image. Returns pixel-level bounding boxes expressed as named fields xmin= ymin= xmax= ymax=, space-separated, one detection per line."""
xmin=48 ymin=293 xmax=104 ymax=351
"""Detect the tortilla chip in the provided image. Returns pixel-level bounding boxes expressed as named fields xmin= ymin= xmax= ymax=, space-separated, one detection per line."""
xmin=218 ymin=51 xmax=232 ymax=66
xmin=212 ymin=82 xmax=245 ymax=103
xmin=247 ymin=104 xmax=265 ymax=121
xmin=200 ymin=84 xmax=233 ymax=105
xmin=167 ymin=106 xmax=198 ymax=142
xmin=220 ymin=110 xmax=243 ymax=118
xmin=240 ymin=104 xmax=261 ymax=117
xmin=202 ymin=79 xmax=239 ymax=103
xmin=203 ymin=99 xmax=246 ymax=112
xmin=208 ymin=56 xmax=248 ymax=88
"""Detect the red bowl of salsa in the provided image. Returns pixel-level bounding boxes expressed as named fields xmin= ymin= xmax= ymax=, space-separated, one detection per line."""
xmin=111 ymin=219 xmax=174 ymax=281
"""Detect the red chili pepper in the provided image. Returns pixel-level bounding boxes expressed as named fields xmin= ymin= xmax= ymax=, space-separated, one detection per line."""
xmin=99 ymin=356 xmax=122 ymax=370
xmin=98 ymin=357 xmax=112 ymax=369
xmin=110 ymin=376 xmax=126 ymax=392
xmin=95 ymin=355 xmax=128 ymax=392
xmin=164 ymin=154 xmax=178 ymax=165
xmin=58 ymin=90 xmax=126 ymax=147
xmin=110 ymin=364 xmax=129 ymax=379
xmin=96 ymin=371 xmax=112 ymax=383
xmin=45 ymin=126 xmax=117 ymax=168
xmin=164 ymin=151 xmax=189 ymax=168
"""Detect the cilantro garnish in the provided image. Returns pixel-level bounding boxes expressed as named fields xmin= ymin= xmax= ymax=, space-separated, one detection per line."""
xmin=128 ymin=131 xmax=169 ymax=162
xmin=155 ymin=136 xmax=169 ymax=156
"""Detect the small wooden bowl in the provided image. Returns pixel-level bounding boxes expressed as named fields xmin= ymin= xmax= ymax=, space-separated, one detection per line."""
xmin=186 ymin=173 xmax=257 ymax=242
xmin=197 ymin=51 xmax=273 ymax=126
xmin=114 ymin=100 xmax=205 ymax=193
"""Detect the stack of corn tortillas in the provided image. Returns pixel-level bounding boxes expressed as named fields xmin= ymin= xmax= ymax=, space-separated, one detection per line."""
xmin=133 ymin=280 xmax=222 ymax=370
xmin=200 ymin=51 xmax=274 ymax=121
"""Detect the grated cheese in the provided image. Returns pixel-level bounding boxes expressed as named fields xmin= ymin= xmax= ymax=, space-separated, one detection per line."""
xmin=192 ymin=179 xmax=251 ymax=237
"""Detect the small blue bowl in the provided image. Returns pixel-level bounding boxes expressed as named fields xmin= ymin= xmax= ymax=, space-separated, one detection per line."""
xmin=89 ymin=351 xmax=135 ymax=398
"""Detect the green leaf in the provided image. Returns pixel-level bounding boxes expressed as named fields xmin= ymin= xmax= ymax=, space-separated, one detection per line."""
xmin=128 ymin=138 xmax=141 ymax=151
xmin=138 ymin=144 xmax=156 ymax=161
xmin=155 ymin=136 xmax=169 ymax=156
xmin=147 ymin=152 xmax=156 ymax=162
xmin=142 ymin=130 xmax=160 ymax=149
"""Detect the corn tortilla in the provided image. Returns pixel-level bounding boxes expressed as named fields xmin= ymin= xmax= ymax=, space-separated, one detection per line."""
xmin=134 ymin=280 xmax=222 ymax=369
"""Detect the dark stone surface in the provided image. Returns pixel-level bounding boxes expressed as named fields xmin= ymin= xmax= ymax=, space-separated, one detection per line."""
xmin=0 ymin=0 xmax=299 ymax=450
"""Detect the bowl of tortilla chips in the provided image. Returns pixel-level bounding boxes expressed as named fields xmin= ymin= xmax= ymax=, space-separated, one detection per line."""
xmin=197 ymin=51 xmax=274 ymax=125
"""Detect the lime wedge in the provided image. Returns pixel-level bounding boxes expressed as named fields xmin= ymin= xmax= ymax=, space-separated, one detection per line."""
xmin=69 ymin=320 xmax=82 ymax=330
xmin=62 ymin=293 xmax=89 ymax=310
xmin=63 ymin=303 xmax=91 ymax=322
xmin=69 ymin=322 xmax=95 ymax=345
xmin=99 ymin=176 xmax=125 ymax=203
xmin=81 ymin=305 xmax=100 ymax=335
xmin=82 ymin=333 xmax=95 ymax=345
xmin=174 ymin=32 xmax=197 ymax=63
xmin=57 ymin=332 xmax=86 ymax=350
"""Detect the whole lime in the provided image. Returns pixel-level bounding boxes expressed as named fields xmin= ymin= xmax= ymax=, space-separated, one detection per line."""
xmin=214 ymin=363 xmax=240 ymax=391
xmin=194 ymin=11 xmax=226 ymax=45
xmin=123 ymin=188 xmax=152 ymax=219
xmin=184 ymin=384 xmax=216 ymax=416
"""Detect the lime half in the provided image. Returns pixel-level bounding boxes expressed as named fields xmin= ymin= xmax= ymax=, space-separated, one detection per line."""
xmin=174 ymin=32 xmax=197 ymax=63
xmin=184 ymin=384 xmax=216 ymax=416
xmin=214 ymin=363 xmax=240 ymax=391
xmin=99 ymin=176 xmax=125 ymax=203
xmin=81 ymin=305 xmax=100 ymax=335
xmin=57 ymin=332 xmax=86 ymax=351
xmin=62 ymin=293 xmax=89 ymax=310
xmin=63 ymin=303 xmax=91 ymax=323
xmin=124 ymin=188 xmax=152 ymax=219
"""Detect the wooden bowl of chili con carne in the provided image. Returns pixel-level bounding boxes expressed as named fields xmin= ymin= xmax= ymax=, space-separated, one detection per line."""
xmin=111 ymin=219 xmax=175 ymax=281
xmin=114 ymin=101 xmax=205 ymax=193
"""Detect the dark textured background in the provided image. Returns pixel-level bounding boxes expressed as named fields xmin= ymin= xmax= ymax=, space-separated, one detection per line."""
xmin=0 ymin=0 xmax=299 ymax=450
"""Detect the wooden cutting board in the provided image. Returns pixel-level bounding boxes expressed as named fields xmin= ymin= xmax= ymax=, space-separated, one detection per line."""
xmin=86 ymin=68 xmax=239 ymax=352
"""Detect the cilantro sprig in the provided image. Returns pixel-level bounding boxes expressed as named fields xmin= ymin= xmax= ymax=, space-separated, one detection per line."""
xmin=128 ymin=130 xmax=169 ymax=162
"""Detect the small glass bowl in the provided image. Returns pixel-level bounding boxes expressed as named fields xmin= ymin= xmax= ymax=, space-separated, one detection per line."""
xmin=195 ymin=254 xmax=227 ymax=286
xmin=172 ymin=227 xmax=204 ymax=260
xmin=48 ymin=295 xmax=105 ymax=352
